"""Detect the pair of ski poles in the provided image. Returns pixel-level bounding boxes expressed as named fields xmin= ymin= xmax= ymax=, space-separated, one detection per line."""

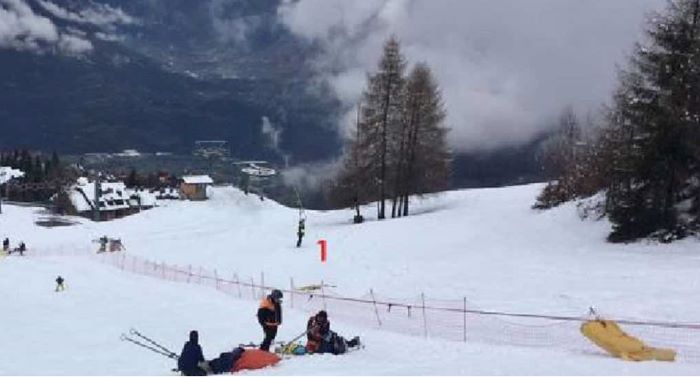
xmin=122 ymin=326 xmax=307 ymax=360
xmin=120 ymin=328 xmax=179 ymax=360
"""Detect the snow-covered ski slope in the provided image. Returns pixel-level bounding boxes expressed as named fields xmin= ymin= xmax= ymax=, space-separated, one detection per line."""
xmin=1 ymin=183 xmax=700 ymax=375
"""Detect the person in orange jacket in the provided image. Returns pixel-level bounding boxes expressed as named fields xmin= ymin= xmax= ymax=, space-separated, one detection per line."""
xmin=257 ymin=289 xmax=283 ymax=351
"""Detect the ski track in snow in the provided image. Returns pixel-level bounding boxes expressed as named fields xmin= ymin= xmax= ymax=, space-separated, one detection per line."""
xmin=1 ymin=183 xmax=699 ymax=375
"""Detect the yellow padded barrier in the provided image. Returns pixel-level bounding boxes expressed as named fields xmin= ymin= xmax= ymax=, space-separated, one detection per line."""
xmin=581 ymin=320 xmax=676 ymax=362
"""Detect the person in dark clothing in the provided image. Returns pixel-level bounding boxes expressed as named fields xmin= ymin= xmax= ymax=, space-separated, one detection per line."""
xmin=208 ymin=347 xmax=245 ymax=374
xmin=306 ymin=310 xmax=330 ymax=353
xmin=98 ymin=236 xmax=108 ymax=253
xmin=178 ymin=330 xmax=206 ymax=376
xmin=18 ymin=242 xmax=25 ymax=256
xmin=257 ymin=289 xmax=283 ymax=351
xmin=2 ymin=238 xmax=9 ymax=252
xmin=306 ymin=310 xmax=360 ymax=355
xmin=296 ymin=219 xmax=305 ymax=247
xmin=55 ymin=276 xmax=65 ymax=292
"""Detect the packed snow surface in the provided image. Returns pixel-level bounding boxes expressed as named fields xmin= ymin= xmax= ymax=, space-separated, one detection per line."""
xmin=1 ymin=183 xmax=699 ymax=375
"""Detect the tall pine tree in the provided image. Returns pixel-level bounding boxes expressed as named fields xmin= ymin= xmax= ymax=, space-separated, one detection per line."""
xmin=397 ymin=63 xmax=450 ymax=216
xmin=607 ymin=0 xmax=700 ymax=241
xmin=361 ymin=36 xmax=406 ymax=220
xmin=330 ymin=42 xmax=451 ymax=220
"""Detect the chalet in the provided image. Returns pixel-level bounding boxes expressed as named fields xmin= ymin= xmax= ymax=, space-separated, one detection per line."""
xmin=180 ymin=175 xmax=213 ymax=201
xmin=0 ymin=167 xmax=24 ymax=184
xmin=67 ymin=177 xmax=157 ymax=221
xmin=154 ymin=187 xmax=180 ymax=200
xmin=128 ymin=188 xmax=158 ymax=210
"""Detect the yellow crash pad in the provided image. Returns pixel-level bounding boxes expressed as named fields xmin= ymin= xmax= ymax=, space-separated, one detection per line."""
xmin=581 ymin=320 xmax=675 ymax=362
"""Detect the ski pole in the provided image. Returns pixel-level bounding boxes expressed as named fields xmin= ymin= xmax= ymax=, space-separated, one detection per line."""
xmin=129 ymin=328 xmax=178 ymax=358
xmin=238 ymin=340 xmax=286 ymax=348
xmin=280 ymin=330 xmax=309 ymax=354
xmin=121 ymin=334 xmax=178 ymax=360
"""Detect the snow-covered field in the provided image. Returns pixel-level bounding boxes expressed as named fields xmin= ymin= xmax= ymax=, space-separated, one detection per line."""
xmin=1 ymin=183 xmax=699 ymax=375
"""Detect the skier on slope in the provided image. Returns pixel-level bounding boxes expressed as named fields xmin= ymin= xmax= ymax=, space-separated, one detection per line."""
xmin=296 ymin=219 xmax=305 ymax=248
xmin=55 ymin=276 xmax=65 ymax=292
xmin=305 ymin=310 xmax=360 ymax=355
xmin=2 ymin=237 xmax=9 ymax=252
xmin=257 ymin=289 xmax=283 ymax=351
xmin=16 ymin=241 xmax=26 ymax=256
xmin=178 ymin=330 xmax=206 ymax=376
xmin=98 ymin=236 xmax=108 ymax=253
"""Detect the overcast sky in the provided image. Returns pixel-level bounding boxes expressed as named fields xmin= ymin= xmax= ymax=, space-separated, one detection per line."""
xmin=277 ymin=0 xmax=667 ymax=152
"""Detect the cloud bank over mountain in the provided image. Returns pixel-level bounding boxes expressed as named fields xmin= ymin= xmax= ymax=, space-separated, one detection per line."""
xmin=276 ymin=0 xmax=666 ymax=152
xmin=0 ymin=0 xmax=135 ymax=55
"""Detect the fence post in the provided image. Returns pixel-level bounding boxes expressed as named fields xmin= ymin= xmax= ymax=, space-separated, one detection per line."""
xmin=321 ymin=280 xmax=327 ymax=311
xmin=235 ymin=273 xmax=242 ymax=298
xmin=290 ymin=277 xmax=295 ymax=309
xmin=421 ymin=292 xmax=427 ymax=338
xmin=250 ymin=277 xmax=256 ymax=299
xmin=188 ymin=265 xmax=192 ymax=284
xmin=370 ymin=289 xmax=382 ymax=327
xmin=215 ymin=269 xmax=219 ymax=290
xmin=463 ymin=296 xmax=467 ymax=342
xmin=198 ymin=267 xmax=203 ymax=284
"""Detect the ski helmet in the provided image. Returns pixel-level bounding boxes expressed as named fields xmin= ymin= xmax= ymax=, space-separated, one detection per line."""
xmin=270 ymin=289 xmax=283 ymax=301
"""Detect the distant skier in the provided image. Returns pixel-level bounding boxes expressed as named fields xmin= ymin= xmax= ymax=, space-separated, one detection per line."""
xmin=306 ymin=310 xmax=360 ymax=355
xmin=55 ymin=276 xmax=65 ymax=292
xmin=257 ymin=289 xmax=283 ymax=351
xmin=296 ymin=219 xmax=305 ymax=248
xmin=17 ymin=241 xmax=26 ymax=256
xmin=98 ymin=236 xmax=108 ymax=253
xmin=2 ymin=237 xmax=9 ymax=252
xmin=178 ymin=330 xmax=206 ymax=376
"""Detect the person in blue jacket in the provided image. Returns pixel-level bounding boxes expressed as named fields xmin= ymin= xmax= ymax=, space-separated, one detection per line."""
xmin=178 ymin=330 xmax=206 ymax=376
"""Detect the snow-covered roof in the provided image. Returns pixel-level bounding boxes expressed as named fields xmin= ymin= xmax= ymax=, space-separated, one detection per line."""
xmin=68 ymin=178 xmax=132 ymax=213
xmin=182 ymin=175 xmax=213 ymax=184
xmin=154 ymin=187 xmax=180 ymax=199
xmin=116 ymin=149 xmax=141 ymax=157
xmin=129 ymin=189 xmax=158 ymax=207
xmin=0 ymin=166 xmax=24 ymax=184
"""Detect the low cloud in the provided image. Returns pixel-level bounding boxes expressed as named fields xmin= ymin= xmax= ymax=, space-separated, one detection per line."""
xmin=209 ymin=0 xmax=264 ymax=46
xmin=37 ymin=0 xmax=136 ymax=30
xmin=281 ymin=159 xmax=341 ymax=191
xmin=0 ymin=0 xmax=136 ymax=56
xmin=0 ymin=0 xmax=59 ymax=52
xmin=58 ymin=33 xmax=93 ymax=55
xmin=277 ymin=0 xmax=666 ymax=152
xmin=261 ymin=116 xmax=283 ymax=152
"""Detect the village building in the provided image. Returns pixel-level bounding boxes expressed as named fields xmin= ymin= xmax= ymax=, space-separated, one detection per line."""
xmin=66 ymin=177 xmax=158 ymax=221
xmin=180 ymin=175 xmax=213 ymax=201
xmin=154 ymin=187 xmax=180 ymax=200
